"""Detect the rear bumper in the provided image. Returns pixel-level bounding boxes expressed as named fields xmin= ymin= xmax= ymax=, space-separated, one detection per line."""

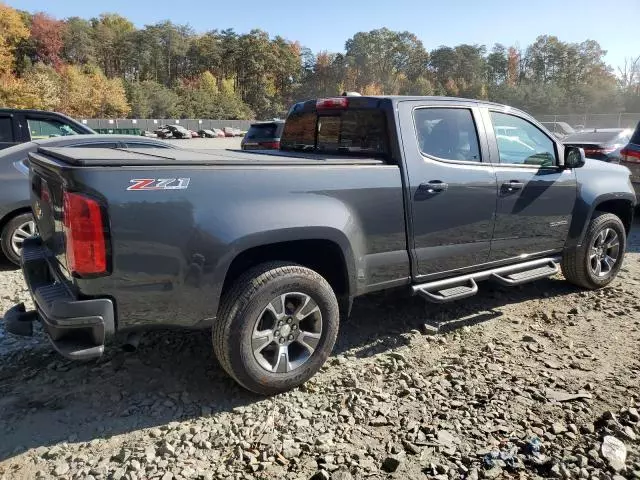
xmin=3 ymin=236 xmax=114 ymax=360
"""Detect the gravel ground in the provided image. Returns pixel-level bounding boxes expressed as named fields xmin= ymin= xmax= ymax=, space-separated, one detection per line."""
xmin=0 ymin=219 xmax=639 ymax=480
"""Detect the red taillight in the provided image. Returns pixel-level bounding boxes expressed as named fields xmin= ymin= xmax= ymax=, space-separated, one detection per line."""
xmin=316 ymin=97 xmax=349 ymax=110
xmin=583 ymin=148 xmax=603 ymax=156
xmin=621 ymin=147 xmax=640 ymax=163
xmin=63 ymin=191 xmax=107 ymax=276
xmin=259 ymin=141 xmax=280 ymax=149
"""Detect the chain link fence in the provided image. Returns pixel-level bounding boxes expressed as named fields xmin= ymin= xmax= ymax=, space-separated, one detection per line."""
xmin=78 ymin=114 xmax=640 ymax=135
xmin=534 ymin=113 xmax=640 ymax=129
xmin=79 ymin=118 xmax=255 ymax=133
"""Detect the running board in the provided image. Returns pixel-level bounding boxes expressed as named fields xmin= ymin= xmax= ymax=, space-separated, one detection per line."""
xmin=413 ymin=257 xmax=561 ymax=303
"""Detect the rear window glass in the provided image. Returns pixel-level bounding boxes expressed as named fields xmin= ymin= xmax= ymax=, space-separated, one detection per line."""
xmin=564 ymin=131 xmax=622 ymax=143
xmin=0 ymin=117 xmax=13 ymax=142
xmin=280 ymin=110 xmax=388 ymax=157
xmin=246 ymin=123 xmax=283 ymax=140
xmin=631 ymin=123 xmax=640 ymax=145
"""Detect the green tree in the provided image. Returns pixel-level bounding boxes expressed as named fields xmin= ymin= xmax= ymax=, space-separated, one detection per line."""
xmin=0 ymin=2 xmax=30 ymax=75
xmin=62 ymin=17 xmax=95 ymax=64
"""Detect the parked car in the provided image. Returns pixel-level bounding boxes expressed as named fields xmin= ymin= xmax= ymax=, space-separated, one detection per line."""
xmin=0 ymin=109 xmax=94 ymax=150
xmin=5 ymin=95 xmax=635 ymax=395
xmin=0 ymin=135 xmax=176 ymax=265
xmin=241 ymin=120 xmax=284 ymax=150
xmin=233 ymin=128 xmax=243 ymax=137
xmin=563 ymin=128 xmax=633 ymax=163
xmin=189 ymin=130 xmax=200 ymax=138
xmin=223 ymin=127 xmax=235 ymax=137
xmin=540 ymin=121 xmax=575 ymax=140
xmin=620 ymin=121 xmax=640 ymax=202
xmin=154 ymin=125 xmax=173 ymax=139
xmin=155 ymin=125 xmax=192 ymax=139
xmin=212 ymin=128 xmax=226 ymax=138
xmin=198 ymin=129 xmax=216 ymax=138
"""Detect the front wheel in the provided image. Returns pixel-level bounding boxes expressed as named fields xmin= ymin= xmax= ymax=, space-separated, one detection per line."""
xmin=213 ymin=262 xmax=339 ymax=395
xmin=562 ymin=212 xmax=626 ymax=289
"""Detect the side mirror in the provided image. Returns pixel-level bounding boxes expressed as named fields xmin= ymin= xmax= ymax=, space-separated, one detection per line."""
xmin=565 ymin=146 xmax=585 ymax=169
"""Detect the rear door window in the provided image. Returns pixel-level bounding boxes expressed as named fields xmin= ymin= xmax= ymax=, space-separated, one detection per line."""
xmin=280 ymin=110 xmax=388 ymax=156
xmin=413 ymin=108 xmax=481 ymax=162
xmin=0 ymin=116 xmax=14 ymax=143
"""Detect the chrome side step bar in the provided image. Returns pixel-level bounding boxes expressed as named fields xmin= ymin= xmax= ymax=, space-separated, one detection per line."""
xmin=413 ymin=257 xmax=561 ymax=303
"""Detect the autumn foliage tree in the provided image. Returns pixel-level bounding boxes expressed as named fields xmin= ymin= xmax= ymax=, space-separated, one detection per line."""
xmin=0 ymin=2 xmax=638 ymax=119
xmin=29 ymin=13 xmax=65 ymax=67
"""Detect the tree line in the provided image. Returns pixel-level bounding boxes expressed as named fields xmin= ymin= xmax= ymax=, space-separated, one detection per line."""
xmin=1 ymin=3 xmax=639 ymax=120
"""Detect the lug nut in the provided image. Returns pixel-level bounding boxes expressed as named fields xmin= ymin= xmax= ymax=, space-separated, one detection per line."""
xmin=288 ymin=335 xmax=293 ymax=340
xmin=292 ymin=325 xmax=297 ymax=330
xmin=278 ymin=321 xmax=284 ymax=327
xmin=287 ymin=318 xmax=292 ymax=324
xmin=274 ymin=330 xmax=280 ymax=336
xmin=279 ymin=337 xmax=285 ymax=344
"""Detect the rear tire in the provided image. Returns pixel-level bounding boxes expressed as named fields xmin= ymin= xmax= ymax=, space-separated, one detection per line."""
xmin=562 ymin=212 xmax=626 ymax=289
xmin=1 ymin=213 xmax=36 ymax=266
xmin=213 ymin=262 xmax=339 ymax=395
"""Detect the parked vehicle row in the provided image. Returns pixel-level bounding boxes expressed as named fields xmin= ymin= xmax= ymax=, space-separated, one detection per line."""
xmin=3 ymin=94 xmax=636 ymax=396
xmin=153 ymin=125 xmax=245 ymax=139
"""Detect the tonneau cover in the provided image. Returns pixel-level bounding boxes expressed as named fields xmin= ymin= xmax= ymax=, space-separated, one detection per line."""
xmin=33 ymin=147 xmax=384 ymax=167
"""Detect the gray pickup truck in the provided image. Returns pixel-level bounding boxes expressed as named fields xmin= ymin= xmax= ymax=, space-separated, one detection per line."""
xmin=4 ymin=95 xmax=636 ymax=394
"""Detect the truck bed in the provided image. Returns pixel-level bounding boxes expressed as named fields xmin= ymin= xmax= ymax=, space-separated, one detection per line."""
xmin=34 ymin=147 xmax=386 ymax=167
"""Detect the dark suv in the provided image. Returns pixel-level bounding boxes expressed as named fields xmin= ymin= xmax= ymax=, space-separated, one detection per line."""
xmin=0 ymin=109 xmax=94 ymax=150
xmin=621 ymin=121 xmax=640 ymax=201
xmin=241 ymin=120 xmax=284 ymax=150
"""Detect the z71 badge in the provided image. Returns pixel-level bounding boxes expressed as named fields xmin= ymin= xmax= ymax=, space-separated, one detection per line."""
xmin=127 ymin=178 xmax=190 ymax=191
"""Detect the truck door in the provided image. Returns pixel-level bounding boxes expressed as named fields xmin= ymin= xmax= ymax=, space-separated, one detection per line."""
xmin=480 ymin=108 xmax=577 ymax=261
xmin=397 ymin=101 xmax=498 ymax=278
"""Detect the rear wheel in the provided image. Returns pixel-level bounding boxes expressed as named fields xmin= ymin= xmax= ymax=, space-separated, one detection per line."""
xmin=213 ymin=262 xmax=339 ymax=395
xmin=1 ymin=213 xmax=36 ymax=266
xmin=562 ymin=212 xmax=626 ymax=289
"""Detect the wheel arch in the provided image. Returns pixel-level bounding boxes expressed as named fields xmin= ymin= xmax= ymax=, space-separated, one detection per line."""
xmin=214 ymin=229 xmax=357 ymax=319
xmin=567 ymin=193 xmax=635 ymax=248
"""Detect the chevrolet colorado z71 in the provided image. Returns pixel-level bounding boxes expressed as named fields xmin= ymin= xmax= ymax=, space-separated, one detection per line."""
xmin=4 ymin=96 xmax=636 ymax=394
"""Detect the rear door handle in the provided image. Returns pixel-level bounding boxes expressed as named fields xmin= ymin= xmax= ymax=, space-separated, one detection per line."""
xmin=501 ymin=180 xmax=524 ymax=193
xmin=419 ymin=180 xmax=449 ymax=194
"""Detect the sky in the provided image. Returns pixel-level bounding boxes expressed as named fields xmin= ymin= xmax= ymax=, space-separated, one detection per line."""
xmin=7 ymin=0 xmax=639 ymax=70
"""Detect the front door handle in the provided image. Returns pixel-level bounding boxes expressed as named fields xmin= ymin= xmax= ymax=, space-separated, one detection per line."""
xmin=501 ymin=180 xmax=524 ymax=193
xmin=419 ymin=180 xmax=449 ymax=194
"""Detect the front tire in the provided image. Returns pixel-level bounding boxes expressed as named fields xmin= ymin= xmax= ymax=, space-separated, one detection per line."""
xmin=562 ymin=212 xmax=626 ymax=289
xmin=213 ymin=262 xmax=339 ymax=395
xmin=1 ymin=213 xmax=36 ymax=266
